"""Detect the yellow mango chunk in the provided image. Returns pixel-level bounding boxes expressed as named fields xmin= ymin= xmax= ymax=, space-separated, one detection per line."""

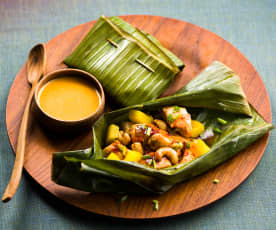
xmin=191 ymin=120 xmax=205 ymax=138
xmin=107 ymin=152 xmax=121 ymax=160
xmin=106 ymin=124 xmax=120 ymax=145
xmin=124 ymin=150 xmax=142 ymax=162
xmin=190 ymin=139 xmax=210 ymax=158
xmin=129 ymin=110 xmax=153 ymax=124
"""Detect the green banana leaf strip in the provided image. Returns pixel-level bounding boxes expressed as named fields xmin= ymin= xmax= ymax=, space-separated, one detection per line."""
xmin=52 ymin=61 xmax=273 ymax=194
xmin=64 ymin=15 xmax=180 ymax=107
xmin=141 ymin=30 xmax=185 ymax=70
xmin=109 ymin=16 xmax=184 ymax=70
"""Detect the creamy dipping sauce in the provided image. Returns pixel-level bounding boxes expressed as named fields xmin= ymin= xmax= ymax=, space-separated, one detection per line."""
xmin=38 ymin=76 xmax=100 ymax=121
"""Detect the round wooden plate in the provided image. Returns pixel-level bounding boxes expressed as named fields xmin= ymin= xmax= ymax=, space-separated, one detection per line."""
xmin=6 ymin=15 xmax=271 ymax=219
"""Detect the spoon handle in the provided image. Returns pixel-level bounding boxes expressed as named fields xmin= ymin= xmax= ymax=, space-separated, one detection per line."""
xmin=2 ymin=86 xmax=36 ymax=202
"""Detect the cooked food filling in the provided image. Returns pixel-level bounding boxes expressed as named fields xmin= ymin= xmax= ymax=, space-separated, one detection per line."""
xmin=103 ymin=106 xmax=210 ymax=169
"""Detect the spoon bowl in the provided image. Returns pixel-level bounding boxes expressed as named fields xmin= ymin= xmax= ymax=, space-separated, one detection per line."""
xmin=27 ymin=43 xmax=47 ymax=84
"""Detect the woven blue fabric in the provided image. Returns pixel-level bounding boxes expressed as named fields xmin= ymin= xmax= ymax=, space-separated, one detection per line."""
xmin=0 ymin=0 xmax=275 ymax=229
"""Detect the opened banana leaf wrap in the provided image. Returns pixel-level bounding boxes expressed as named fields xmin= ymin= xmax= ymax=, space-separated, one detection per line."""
xmin=64 ymin=15 xmax=184 ymax=107
xmin=52 ymin=61 xmax=273 ymax=194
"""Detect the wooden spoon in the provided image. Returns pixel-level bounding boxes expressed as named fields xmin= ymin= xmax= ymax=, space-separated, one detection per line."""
xmin=2 ymin=43 xmax=47 ymax=202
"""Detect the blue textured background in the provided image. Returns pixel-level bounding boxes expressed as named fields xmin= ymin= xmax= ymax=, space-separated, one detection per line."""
xmin=0 ymin=0 xmax=275 ymax=229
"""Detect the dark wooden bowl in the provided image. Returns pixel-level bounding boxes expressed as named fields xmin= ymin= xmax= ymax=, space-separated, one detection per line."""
xmin=33 ymin=68 xmax=105 ymax=134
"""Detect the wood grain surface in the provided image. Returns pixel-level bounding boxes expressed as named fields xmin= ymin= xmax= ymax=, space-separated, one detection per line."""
xmin=5 ymin=15 xmax=272 ymax=219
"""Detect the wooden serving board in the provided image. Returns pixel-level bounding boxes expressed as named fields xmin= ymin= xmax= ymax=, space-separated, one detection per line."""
xmin=6 ymin=15 xmax=271 ymax=219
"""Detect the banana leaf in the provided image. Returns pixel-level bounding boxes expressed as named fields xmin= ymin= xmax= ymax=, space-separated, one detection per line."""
xmin=52 ymin=61 xmax=273 ymax=194
xmin=64 ymin=15 xmax=182 ymax=107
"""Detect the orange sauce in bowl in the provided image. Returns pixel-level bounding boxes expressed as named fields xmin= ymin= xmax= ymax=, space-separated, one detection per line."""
xmin=38 ymin=76 xmax=100 ymax=121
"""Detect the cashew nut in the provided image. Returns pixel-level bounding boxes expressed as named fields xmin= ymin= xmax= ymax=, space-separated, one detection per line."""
xmin=118 ymin=131 xmax=131 ymax=145
xmin=121 ymin=121 xmax=134 ymax=134
xmin=153 ymin=119 xmax=167 ymax=131
xmin=155 ymin=147 xmax=178 ymax=165
xmin=148 ymin=133 xmax=172 ymax=150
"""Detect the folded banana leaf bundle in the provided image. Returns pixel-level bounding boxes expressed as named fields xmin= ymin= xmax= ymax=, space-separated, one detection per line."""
xmin=52 ymin=61 xmax=273 ymax=194
xmin=64 ymin=15 xmax=184 ymax=107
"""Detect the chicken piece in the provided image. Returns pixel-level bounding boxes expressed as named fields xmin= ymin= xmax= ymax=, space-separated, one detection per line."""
xmin=129 ymin=123 xmax=164 ymax=143
xmin=129 ymin=124 xmax=148 ymax=143
xmin=131 ymin=142 xmax=144 ymax=154
xmin=156 ymin=157 xmax=172 ymax=169
xmin=103 ymin=141 xmax=120 ymax=156
xmin=118 ymin=130 xmax=131 ymax=145
xmin=180 ymin=149 xmax=195 ymax=164
xmin=103 ymin=140 xmax=126 ymax=159
xmin=162 ymin=106 xmax=192 ymax=137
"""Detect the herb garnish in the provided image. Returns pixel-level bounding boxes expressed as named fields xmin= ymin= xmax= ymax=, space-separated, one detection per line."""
xmin=152 ymin=159 xmax=157 ymax=169
xmin=142 ymin=155 xmax=152 ymax=160
xmin=172 ymin=142 xmax=183 ymax=150
xmin=168 ymin=113 xmax=181 ymax=123
xmin=117 ymin=143 xmax=127 ymax=156
xmin=146 ymin=127 xmax=152 ymax=136
xmin=147 ymin=159 xmax=153 ymax=166
xmin=213 ymin=179 xmax=220 ymax=184
xmin=152 ymin=200 xmax=159 ymax=211
xmin=167 ymin=114 xmax=174 ymax=123
xmin=217 ymin=117 xmax=227 ymax=125
xmin=120 ymin=195 xmax=128 ymax=203
xmin=186 ymin=141 xmax=191 ymax=149
xmin=173 ymin=106 xmax=180 ymax=112
xmin=214 ymin=127 xmax=222 ymax=134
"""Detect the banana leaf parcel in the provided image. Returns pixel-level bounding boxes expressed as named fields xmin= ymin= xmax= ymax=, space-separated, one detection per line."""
xmin=64 ymin=15 xmax=184 ymax=107
xmin=52 ymin=61 xmax=273 ymax=194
